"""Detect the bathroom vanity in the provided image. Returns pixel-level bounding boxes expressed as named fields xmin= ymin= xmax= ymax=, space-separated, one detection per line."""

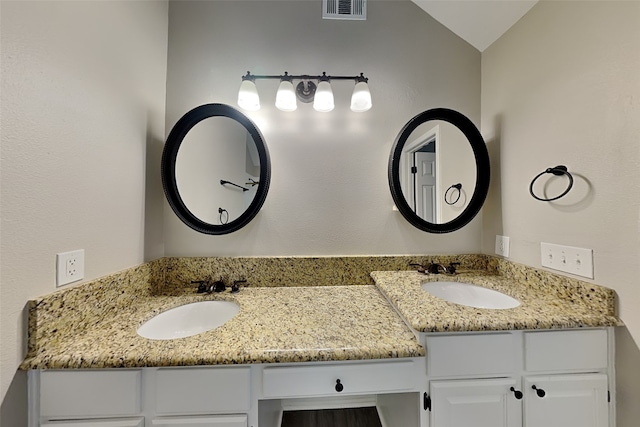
xmin=27 ymin=329 xmax=614 ymax=427
xmin=421 ymin=329 xmax=612 ymax=427
xmin=31 ymin=358 xmax=422 ymax=427
xmin=22 ymin=256 xmax=621 ymax=427
xmin=372 ymin=269 xmax=617 ymax=427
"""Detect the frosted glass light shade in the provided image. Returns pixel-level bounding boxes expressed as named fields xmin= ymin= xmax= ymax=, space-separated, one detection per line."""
xmin=237 ymin=79 xmax=260 ymax=111
xmin=313 ymin=80 xmax=334 ymax=112
xmin=350 ymin=81 xmax=372 ymax=112
xmin=275 ymin=80 xmax=297 ymax=111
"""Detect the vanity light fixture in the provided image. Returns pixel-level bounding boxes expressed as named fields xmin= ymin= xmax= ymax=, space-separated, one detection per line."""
xmin=274 ymin=72 xmax=297 ymax=112
xmin=350 ymin=74 xmax=373 ymax=113
xmin=237 ymin=71 xmax=372 ymax=113
xmin=313 ymin=73 xmax=335 ymax=112
xmin=237 ymin=74 xmax=260 ymax=111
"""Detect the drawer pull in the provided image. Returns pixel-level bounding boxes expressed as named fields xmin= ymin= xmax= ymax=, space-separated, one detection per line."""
xmin=335 ymin=379 xmax=344 ymax=392
xmin=531 ymin=385 xmax=546 ymax=398
xmin=509 ymin=387 xmax=523 ymax=400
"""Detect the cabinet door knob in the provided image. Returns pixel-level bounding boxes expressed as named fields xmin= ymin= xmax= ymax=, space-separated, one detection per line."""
xmin=509 ymin=387 xmax=523 ymax=400
xmin=335 ymin=379 xmax=344 ymax=392
xmin=532 ymin=385 xmax=546 ymax=398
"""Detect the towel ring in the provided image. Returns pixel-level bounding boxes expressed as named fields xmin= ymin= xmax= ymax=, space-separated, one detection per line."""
xmin=529 ymin=165 xmax=574 ymax=201
xmin=218 ymin=207 xmax=229 ymax=224
xmin=445 ymin=183 xmax=462 ymax=205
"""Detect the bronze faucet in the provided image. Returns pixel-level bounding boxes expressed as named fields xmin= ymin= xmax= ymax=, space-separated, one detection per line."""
xmin=410 ymin=261 xmax=460 ymax=275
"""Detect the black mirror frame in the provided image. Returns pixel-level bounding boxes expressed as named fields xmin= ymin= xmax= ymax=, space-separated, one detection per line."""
xmin=388 ymin=108 xmax=490 ymax=233
xmin=161 ymin=103 xmax=271 ymax=235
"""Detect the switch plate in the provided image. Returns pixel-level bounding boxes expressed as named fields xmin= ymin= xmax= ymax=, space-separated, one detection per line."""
xmin=540 ymin=242 xmax=593 ymax=279
xmin=56 ymin=249 xmax=85 ymax=287
xmin=495 ymin=235 xmax=510 ymax=257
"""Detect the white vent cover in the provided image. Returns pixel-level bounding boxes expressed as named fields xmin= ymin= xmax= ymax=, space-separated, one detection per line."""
xmin=323 ymin=0 xmax=367 ymax=20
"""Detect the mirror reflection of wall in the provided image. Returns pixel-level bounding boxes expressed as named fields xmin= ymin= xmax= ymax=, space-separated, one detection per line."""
xmin=399 ymin=121 xmax=476 ymax=224
xmin=176 ymin=117 xmax=259 ymax=225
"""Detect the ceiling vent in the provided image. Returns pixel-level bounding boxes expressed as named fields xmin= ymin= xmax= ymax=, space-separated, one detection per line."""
xmin=323 ymin=0 xmax=367 ymax=20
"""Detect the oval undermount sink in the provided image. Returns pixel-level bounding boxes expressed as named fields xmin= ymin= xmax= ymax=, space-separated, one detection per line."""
xmin=137 ymin=301 xmax=239 ymax=340
xmin=421 ymin=282 xmax=520 ymax=309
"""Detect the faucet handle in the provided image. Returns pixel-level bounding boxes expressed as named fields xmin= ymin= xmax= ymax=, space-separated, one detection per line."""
xmin=231 ymin=279 xmax=247 ymax=293
xmin=446 ymin=262 xmax=461 ymax=275
xmin=192 ymin=280 xmax=208 ymax=293
xmin=409 ymin=262 xmax=427 ymax=274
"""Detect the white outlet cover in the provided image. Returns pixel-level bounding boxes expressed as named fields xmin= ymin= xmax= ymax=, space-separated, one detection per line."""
xmin=540 ymin=242 xmax=593 ymax=279
xmin=56 ymin=249 xmax=85 ymax=287
xmin=495 ymin=235 xmax=510 ymax=257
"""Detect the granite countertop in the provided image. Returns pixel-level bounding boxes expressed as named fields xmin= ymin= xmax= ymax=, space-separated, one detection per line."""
xmin=21 ymin=285 xmax=425 ymax=369
xmin=372 ymin=270 xmax=622 ymax=333
xmin=20 ymin=255 xmax=623 ymax=370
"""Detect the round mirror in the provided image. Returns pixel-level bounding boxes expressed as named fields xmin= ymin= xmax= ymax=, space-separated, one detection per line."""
xmin=162 ymin=103 xmax=271 ymax=235
xmin=389 ymin=108 xmax=490 ymax=233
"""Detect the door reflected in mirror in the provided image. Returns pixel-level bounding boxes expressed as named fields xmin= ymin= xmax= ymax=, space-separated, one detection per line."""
xmin=399 ymin=120 xmax=476 ymax=224
xmin=176 ymin=117 xmax=260 ymax=225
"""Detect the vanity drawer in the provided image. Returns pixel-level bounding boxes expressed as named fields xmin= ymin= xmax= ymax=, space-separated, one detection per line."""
xmin=155 ymin=367 xmax=251 ymax=415
xmin=40 ymin=370 xmax=142 ymax=418
xmin=427 ymin=333 xmax=517 ymax=377
xmin=262 ymin=360 xmax=417 ymax=398
xmin=524 ymin=329 xmax=608 ymax=372
xmin=41 ymin=419 xmax=144 ymax=427
xmin=152 ymin=415 xmax=247 ymax=427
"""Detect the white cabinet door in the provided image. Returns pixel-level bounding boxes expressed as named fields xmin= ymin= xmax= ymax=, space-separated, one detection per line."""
xmin=524 ymin=330 xmax=608 ymax=372
xmin=151 ymin=415 xmax=247 ymax=427
xmin=41 ymin=418 xmax=144 ymax=427
xmin=427 ymin=333 xmax=518 ymax=378
xmin=524 ymin=374 xmax=608 ymax=427
xmin=155 ymin=367 xmax=251 ymax=415
xmin=430 ymin=378 xmax=522 ymax=427
xmin=39 ymin=370 xmax=142 ymax=418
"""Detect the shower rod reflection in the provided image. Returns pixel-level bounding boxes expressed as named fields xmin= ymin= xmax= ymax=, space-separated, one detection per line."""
xmin=220 ymin=180 xmax=249 ymax=192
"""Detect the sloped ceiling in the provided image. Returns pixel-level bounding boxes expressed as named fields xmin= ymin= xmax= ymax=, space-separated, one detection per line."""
xmin=412 ymin=0 xmax=539 ymax=51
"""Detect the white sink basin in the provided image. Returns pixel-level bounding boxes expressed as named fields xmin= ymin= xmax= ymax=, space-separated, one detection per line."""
xmin=137 ymin=301 xmax=239 ymax=340
xmin=421 ymin=281 xmax=520 ymax=309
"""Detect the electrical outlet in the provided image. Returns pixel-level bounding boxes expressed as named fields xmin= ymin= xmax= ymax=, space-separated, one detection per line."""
xmin=56 ymin=249 xmax=85 ymax=287
xmin=495 ymin=235 xmax=510 ymax=257
xmin=540 ymin=242 xmax=593 ymax=279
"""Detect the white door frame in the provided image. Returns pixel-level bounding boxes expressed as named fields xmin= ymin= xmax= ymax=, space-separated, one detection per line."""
xmin=400 ymin=124 xmax=441 ymax=222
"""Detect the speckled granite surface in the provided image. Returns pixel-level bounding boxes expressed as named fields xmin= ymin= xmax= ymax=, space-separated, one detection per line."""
xmin=21 ymin=255 xmax=621 ymax=370
xmin=21 ymin=284 xmax=424 ymax=369
xmin=157 ymin=255 xmax=488 ymax=293
xmin=372 ymin=259 xmax=622 ymax=333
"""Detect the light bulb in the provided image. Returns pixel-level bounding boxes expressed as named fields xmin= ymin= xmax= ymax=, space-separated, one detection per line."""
xmin=275 ymin=79 xmax=297 ymax=112
xmin=350 ymin=81 xmax=372 ymax=112
xmin=237 ymin=79 xmax=260 ymax=111
xmin=313 ymin=80 xmax=334 ymax=112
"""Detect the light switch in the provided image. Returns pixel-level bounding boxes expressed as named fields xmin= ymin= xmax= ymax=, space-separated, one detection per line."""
xmin=540 ymin=242 xmax=593 ymax=279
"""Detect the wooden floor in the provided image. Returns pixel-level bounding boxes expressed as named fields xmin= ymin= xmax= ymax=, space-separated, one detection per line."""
xmin=281 ymin=407 xmax=383 ymax=427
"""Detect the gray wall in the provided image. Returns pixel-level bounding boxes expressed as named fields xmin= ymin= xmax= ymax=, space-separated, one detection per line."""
xmin=0 ymin=1 xmax=168 ymax=425
xmin=164 ymin=0 xmax=482 ymax=256
xmin=481 ymin=1 xmax=640 ymax=425
xmin=5 ymin=1 xmax=638 ymax=425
